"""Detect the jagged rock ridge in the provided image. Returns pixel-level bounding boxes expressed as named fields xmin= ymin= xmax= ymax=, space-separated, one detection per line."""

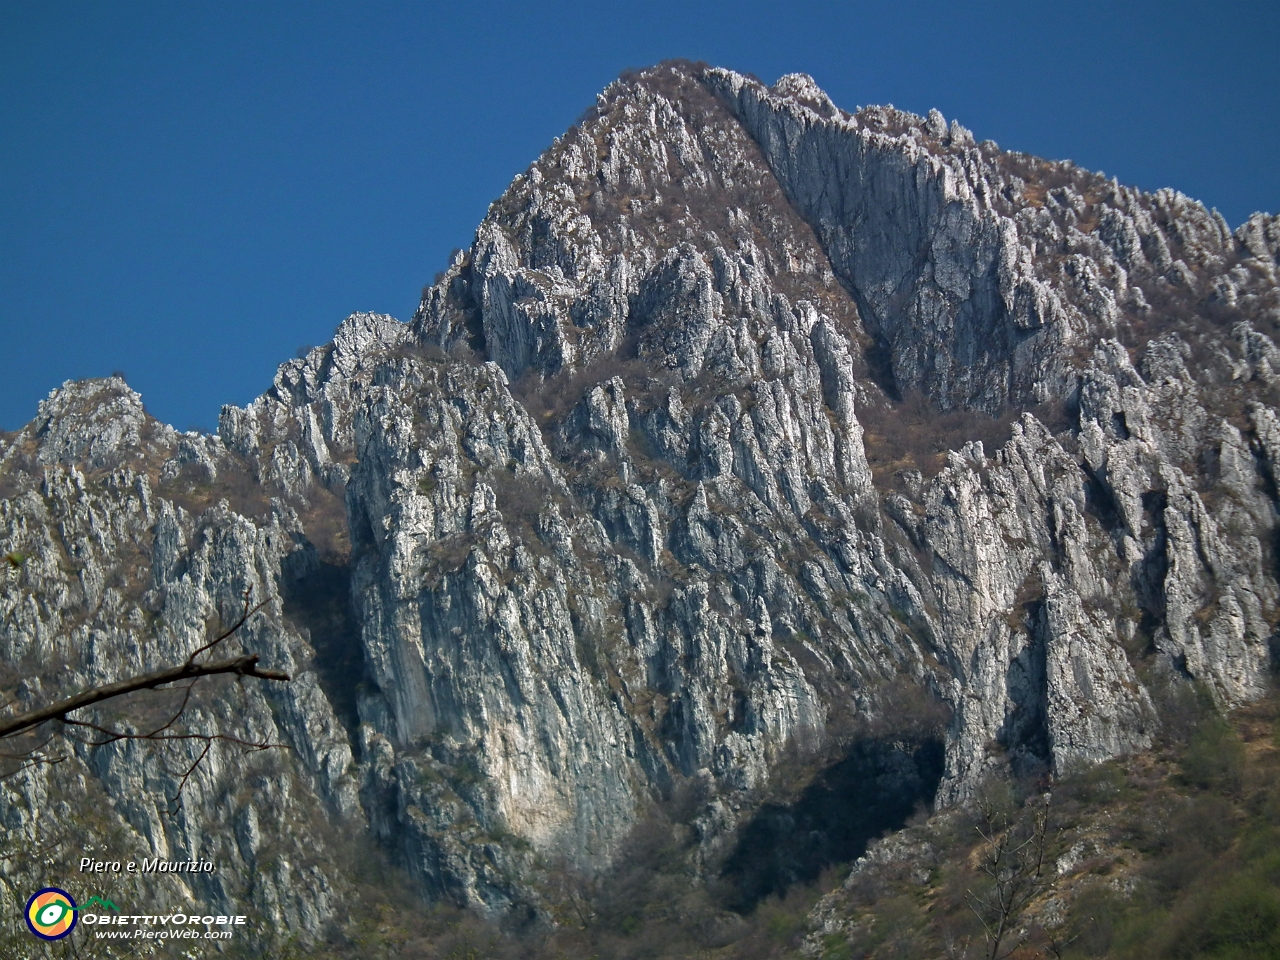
xmin=2 ymin=60 xmax=1279 ymax=933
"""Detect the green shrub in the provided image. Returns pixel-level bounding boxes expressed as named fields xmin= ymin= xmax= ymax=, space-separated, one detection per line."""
xmin=1188 ymin=877 xmax=1280 ymax=958
xmin=1181 ymin=715 xmax=1247 ymax=794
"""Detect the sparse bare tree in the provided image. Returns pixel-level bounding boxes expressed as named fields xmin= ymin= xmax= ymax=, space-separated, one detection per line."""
xmin=965 ymin=790 xmax=1055 ymax=960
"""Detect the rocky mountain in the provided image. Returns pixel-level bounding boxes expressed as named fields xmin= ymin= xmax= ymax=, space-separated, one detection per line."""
xmin=2 ymin=59 xmax=1278 ymax=950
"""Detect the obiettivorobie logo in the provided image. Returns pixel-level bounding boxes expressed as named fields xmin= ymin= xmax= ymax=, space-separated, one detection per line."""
xmin=24 ymin=887 xmax=246 ymax=942
xmin=24 ymin=889 xmax=118 ymax=941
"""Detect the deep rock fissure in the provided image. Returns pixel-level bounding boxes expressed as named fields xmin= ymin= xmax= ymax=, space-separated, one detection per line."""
xmin=282 ymin=552 xmax=365 ymax=740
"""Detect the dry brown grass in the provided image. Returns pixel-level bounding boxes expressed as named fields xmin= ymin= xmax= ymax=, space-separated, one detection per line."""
xmin=858 ymin=389 xmax=1043 ymax=486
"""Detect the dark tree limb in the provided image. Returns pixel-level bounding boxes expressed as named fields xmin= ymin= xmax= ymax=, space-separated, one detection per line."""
xmin=0 ymin=653 xmax=290 ymax=739
xmin=183 ymin=591 xmax=271 ymax=667
xmin=0 ymin=589 xmax=292 ymax=817
xmin=0 ymin=587 xmax=287 ymax=740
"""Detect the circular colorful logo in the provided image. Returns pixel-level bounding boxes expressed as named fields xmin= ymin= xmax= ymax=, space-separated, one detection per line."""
xmin=25 ymin=888 xmax=78 ymax=941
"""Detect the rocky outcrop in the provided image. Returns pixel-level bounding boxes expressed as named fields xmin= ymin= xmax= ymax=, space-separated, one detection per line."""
xmin=218 ymin=310 xmax=410 ymax=497
xmin=2 ymin=61 xmax=1278 ymax=935
xmin=0 ymin=380 xmax=357 ymax=942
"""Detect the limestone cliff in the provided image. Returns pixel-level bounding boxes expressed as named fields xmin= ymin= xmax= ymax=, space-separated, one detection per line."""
xmin=2 ymin=61 xmax=1278 ymax=936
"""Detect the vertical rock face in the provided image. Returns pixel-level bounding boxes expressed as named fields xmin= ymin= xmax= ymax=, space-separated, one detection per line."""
xmin=0 ymin=380 xmax=357 ymax=940
xmin=712 ymin=72 xmax=1060 ymax=413
xmin=3 ymin=60 xmax=1279 ymax=931
xmin=344 ymin=360 xmax=648 ymax=913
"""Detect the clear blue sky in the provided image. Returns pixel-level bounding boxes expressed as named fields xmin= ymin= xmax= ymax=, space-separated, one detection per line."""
xmin=2 ymin=1 xmax=1277 ymax=433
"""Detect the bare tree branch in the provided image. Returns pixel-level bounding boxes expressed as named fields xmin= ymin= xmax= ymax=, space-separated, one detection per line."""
xmin=59 ymin=679 xmax=201 ymax=745
xmin=183 ymin=587 xmax=271 ymax=667
xmin=0 ymin=729 xmax=58 ymax=760
xmin=0 ymin=586 xmax=288 ymax=741
xmin=167 ymin=738 xmax=216 ymax=811
xmin=0 ymin=653 xmax=290 ymax=740
xmin=55 ymin=695 xmax=290 ymax=813
xmin=0 ymin=588 xmax=293 ymax=815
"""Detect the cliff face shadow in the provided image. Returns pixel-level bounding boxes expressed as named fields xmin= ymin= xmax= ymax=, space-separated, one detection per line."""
xmin=281 ymin=555 xmax=364 ymax=738
xmin=719 ymin=738 xmax=944 ymax=912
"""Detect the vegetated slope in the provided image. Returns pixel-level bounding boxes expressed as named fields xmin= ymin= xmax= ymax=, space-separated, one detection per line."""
xmin=804 ymin=683 xmax=1280 ymax=960
xmin=1 ymin=59 xmax=1278 ymax=954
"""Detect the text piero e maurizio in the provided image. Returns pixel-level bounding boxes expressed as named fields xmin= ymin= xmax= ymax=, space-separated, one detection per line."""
xmin=79 ymin=857 xmax=216 ymax=874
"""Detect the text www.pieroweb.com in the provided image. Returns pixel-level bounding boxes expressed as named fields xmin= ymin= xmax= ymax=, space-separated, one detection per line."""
xmin=85 ymin=914 xmax=244 ymax=940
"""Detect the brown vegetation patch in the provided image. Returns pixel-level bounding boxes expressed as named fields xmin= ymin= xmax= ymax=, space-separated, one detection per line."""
xmin=858 ymin=389 xmax=1058 ymax=486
